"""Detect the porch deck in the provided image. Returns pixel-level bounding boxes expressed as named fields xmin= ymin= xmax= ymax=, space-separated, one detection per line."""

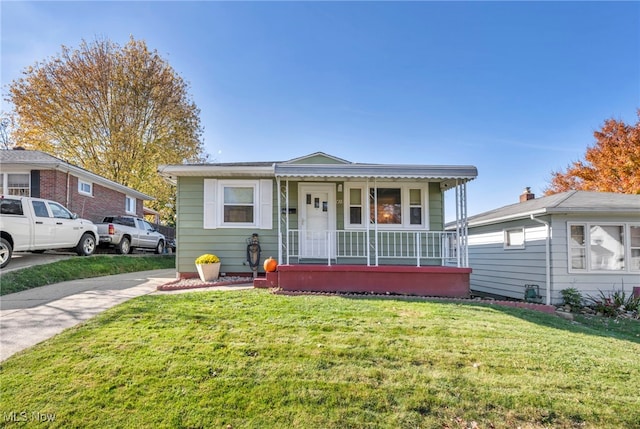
xmin=254 ymin=264 xmax=471 ymax=297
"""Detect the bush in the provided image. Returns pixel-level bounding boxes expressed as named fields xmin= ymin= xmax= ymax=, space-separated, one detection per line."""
xmin=560 ymin=288 xmax=583 ymax=312
xmin=588 ymin=288 xmax=640 ymax=318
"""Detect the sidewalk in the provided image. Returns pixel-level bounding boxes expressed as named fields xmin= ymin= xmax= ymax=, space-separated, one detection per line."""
xmin=0 ymin=269 xmax=252 ymax=362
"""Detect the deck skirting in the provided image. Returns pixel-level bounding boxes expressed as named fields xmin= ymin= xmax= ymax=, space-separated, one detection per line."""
xmin=256 ymin=265 xmax=471 ymax=297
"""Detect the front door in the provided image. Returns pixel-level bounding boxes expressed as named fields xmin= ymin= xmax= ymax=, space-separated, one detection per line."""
xmin=298 ymin=183 xmax=336 ymax=259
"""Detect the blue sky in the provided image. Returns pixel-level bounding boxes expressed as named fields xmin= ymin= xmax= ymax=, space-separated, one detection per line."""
xmin=1 ymin=1 xmax=638 ymax=220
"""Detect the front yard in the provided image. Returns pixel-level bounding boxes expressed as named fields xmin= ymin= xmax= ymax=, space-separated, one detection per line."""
xmin=1 ymin=290 xmax=639 ymax=428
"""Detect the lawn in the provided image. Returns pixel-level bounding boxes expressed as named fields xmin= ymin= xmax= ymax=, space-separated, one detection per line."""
xmin=0 ymin=255 xmax=175 ymax=295
xmin=1 ymin=290 xmax=639 ymax=428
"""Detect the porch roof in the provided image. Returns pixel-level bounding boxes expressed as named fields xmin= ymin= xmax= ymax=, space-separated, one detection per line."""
xmin=274 ymin=164 xmax=477 ymax=188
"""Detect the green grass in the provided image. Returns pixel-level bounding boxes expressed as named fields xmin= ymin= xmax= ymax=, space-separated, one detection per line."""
xmin=1 ymin=290 xmax=639 ymax=428
xmin=0 ymin=255 xmax=175 ymax=295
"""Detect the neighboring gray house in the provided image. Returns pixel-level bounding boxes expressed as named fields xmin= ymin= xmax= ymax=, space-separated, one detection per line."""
xmin=159 ymin=152 xmax=478 ymax=293
xmin=460 ymin=189 xmax=640 ymax=305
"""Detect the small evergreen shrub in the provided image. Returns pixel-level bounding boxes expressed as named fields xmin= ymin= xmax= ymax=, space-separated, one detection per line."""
xmin=560 ymin=288 xmax=583 ymax=312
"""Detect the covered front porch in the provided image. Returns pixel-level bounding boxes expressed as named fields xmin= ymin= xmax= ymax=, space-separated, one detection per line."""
xmin=256 ymin=159 xmax=476 ymax=296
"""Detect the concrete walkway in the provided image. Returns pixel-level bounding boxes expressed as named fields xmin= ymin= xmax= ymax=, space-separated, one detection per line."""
xmin=0 ymin=269 xmax=252 ymax=362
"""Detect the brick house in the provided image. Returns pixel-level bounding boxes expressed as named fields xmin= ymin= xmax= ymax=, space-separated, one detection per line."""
xmin=0 ymin=149 xmax=152 ymax=223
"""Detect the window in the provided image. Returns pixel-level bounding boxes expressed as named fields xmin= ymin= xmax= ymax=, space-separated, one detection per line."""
xmin=504 ymin=228 xmax=525 ymax=249
xmin=125 ymin=196 xmax=136 ymax=214
xmin=78 ymin=180 xmax=93 ymax=196
xmin=48 ymin=201 xmax=73 ymax=219
xmin=631 ymin=226 xmax=640 ymax=271
xmin=349 ymin=188 xmax=363 ymax=225
xmin=345 ymin=183 xmax=429 ymax=229
xmin=203 ymin=179 xmax=273 ymax=229
xmin=0 ymin=198 xmax=24 ymax=216
xmin=4 ymin=173 xmax=30 ymax=196
xmin=569 ymin=225 xmax=586 ymax=269
xmin=568 ymin=223 xmax=638 ymax=272
xmin=31 ymin=201 xmax=49 ymax=218
xmin=224 ymin=186 xmax=254 ymax=223
xmin=371 ymin=188 xmax=402 ymax=224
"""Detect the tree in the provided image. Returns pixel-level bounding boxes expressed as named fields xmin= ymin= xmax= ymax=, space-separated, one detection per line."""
xmin=546 ymin=111 xmax=640 ymax=195
xmin=6 ymin=37 xmax=206 ymax=223
xmin=0 ymin=111 xmax=16 ymax=149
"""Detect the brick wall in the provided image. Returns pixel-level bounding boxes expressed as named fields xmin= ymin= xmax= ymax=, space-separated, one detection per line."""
xmin=36 ymin=169 xmax=144 ymax=223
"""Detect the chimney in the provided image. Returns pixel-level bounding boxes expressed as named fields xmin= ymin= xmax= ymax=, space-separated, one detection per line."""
xmin=520 ymin=187 xmax=535 ymax=202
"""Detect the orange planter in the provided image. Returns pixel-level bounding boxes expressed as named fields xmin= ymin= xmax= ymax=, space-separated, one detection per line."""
xmin=263 ymin=256 xmax=278 ymax=272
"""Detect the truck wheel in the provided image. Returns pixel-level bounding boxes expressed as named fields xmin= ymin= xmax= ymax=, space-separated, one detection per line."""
xmin=116 ymin=237 xmax=131 ymax=255
xmin=0 ymin=237 xmax=13 ymax=269
xmin=76 ymin=233 xmax=96 ymax=256
xmin=155 ymin=240 xmax=165 ymax=254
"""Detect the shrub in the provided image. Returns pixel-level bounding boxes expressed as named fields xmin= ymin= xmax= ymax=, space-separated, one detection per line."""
xmin=588 ymin=288 xmax=640 ymax=318
xmin=560 ymin=288 xmax=583 ymax=312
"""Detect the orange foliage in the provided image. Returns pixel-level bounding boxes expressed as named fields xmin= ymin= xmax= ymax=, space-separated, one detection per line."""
xmin=546 ymin=111 xmax=640 ymax=195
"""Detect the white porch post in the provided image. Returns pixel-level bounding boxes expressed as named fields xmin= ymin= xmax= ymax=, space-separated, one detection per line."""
xmin=366 ymin=178 xmax=371 ymax=266
xmin=454 ymin=180 xmax=469 ymax=268
xmin=285 ymin=180 xmax=290 ymax=265
xmin=277 ymin=177 xmax=282 ymax=265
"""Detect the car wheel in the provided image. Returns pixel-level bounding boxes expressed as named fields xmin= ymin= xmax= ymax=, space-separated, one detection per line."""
xmin=76 ymin=233 xmax=96 ymax=256
xmin=155 ymin=240 xmax=165 ymax=254
xmin=116 ymin=237 xmax=131 ymax=255
xmin=0 ymin=237 xmax=13 ymax=269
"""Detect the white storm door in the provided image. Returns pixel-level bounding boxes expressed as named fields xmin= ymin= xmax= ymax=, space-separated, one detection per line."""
xmin=298 ymin=183 xmax=336 ymax=259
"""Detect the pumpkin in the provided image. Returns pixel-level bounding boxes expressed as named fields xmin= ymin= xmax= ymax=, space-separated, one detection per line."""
xmin=263 ymin=256 xmax=278 ymax=272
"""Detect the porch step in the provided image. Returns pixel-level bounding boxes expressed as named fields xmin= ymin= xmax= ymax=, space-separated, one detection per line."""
xmin=253 ymin=271 xmax=279 ymax=289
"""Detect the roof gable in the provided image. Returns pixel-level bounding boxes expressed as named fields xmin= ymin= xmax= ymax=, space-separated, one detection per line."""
xmin=283 ymin=152 xmax=351 ymax=165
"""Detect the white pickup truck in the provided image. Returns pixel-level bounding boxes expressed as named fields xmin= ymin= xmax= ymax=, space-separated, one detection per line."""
xmin=0 ymin=196 xmax=98 ymax=269
xmin=96 ymin=215 xmax=165 ymax=255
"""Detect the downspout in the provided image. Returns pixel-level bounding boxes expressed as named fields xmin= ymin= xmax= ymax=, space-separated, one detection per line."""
xmin=530 ymin=214 xmax=551 ymax=305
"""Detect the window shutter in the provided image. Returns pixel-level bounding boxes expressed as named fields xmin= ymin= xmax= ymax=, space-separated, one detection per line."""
xmin=203 ymin=179 xmax=217 ymax=229
xmin=259 ymin=179 xmax=273 ymax=229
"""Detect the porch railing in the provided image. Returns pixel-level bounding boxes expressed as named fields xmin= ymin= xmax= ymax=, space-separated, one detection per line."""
xmin=284 ymin=230 xmax=459 ymax=267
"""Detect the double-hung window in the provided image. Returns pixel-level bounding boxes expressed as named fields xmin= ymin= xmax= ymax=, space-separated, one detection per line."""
xmin=568 ymin=223 xmax=639 ymax=272
xmin=203 ymin=179 xmax=273 ymax=229
xmin=345 ymin=183 xmax=428 ymax=229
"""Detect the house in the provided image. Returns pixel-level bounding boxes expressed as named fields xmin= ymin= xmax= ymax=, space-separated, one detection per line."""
xmin=159 ymin=152 xmax=478 ymax=296
xmin=460 ymin=189 xmax=640 ymax=305
xmin=0 ymin=149 xmax=153 ymax=223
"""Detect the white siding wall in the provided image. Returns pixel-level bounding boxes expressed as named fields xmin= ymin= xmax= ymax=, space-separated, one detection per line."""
xmin=468 ymin=219 xmax=548 ymax=301
xmin=549 ymin=214 xmax=640 ymax=304
xmin=468 ymin=213 xmax=640 ymax=305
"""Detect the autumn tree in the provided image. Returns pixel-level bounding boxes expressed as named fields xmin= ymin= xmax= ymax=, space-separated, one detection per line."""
xmin=6 ymin=37 xmax=206 ymax=224
xmin=546 ymin=111 xmax=640 ymax=195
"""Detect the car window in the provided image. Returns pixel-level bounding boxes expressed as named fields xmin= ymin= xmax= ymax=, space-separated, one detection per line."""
xmin=31 ymin=201 xmax=50 ymax=218
xmin=144 ymin=221 xmax=155 ymax=232
xmin=0 ymin=198 xmax=24 ymax=215
xmin=48 ymin=202 xmax=72 ymax=219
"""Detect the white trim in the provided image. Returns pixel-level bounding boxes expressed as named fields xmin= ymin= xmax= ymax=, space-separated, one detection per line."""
xmin=567 ymin=221 xmax=640 ymax=273
xmin=344 ymin=182 xmax=430 ymax=230
xmin=203 ymin=179 xmax=273 ymax=229
xmin=125 ymin=196 xmax=136 ymax=214
xmin=503 ymin=227 xmax=526 ymax=249
xmin=78 ymin=179 xmax=93 ymax=196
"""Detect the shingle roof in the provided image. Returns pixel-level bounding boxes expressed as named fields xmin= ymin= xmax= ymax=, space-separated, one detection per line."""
xmin=0 ymin=149 xmax=153 ymax=200
xmin=466 ymin=191 xmax=640 ymax=226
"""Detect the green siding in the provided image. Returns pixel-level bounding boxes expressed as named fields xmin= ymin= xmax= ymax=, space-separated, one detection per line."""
xmin=177 ymin=178 xmax=447 ymax=274
xmin=176 ymin=177 xmax=278 ymax=275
